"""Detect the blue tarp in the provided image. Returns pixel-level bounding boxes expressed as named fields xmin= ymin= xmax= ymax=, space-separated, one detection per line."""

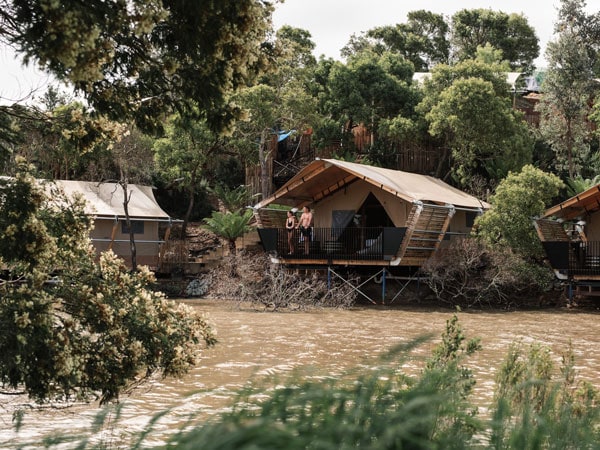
xmin=277 ymin=130 xmax=295 ymax=142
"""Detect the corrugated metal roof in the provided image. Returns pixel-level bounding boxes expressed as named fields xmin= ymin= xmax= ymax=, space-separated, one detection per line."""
xmin=255 ymin=159 xmax=489 ymax=210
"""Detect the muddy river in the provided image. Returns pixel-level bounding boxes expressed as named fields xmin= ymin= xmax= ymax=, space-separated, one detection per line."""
xmin=2 ymin=300 xmax=600 ymax=448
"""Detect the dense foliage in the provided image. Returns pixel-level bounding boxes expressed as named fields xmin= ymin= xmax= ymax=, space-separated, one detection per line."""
xmin=0 ymin=167 xmax=216 ymax=403
xmin=474 ymin=165 xmax=565 ymax=259
xmin=0 ymin=0 xmax=274 ymax=133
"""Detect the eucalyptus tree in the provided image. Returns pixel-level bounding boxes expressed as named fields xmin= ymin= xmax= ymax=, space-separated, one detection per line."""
xmin=230 ymin=26 xmax=319 ymax=200
xmin=450 ymin=8 xmax=539 ymax=72
xmin=538 ymin=31 xmax=595 ymax=179
xmin=417 ymin=55 xmax=533 ymax=191
xmin=556 ymin=0 xmax=600 ymax=76
xmin=537 ymin=0 xmax=599 ymax=179
xmin=342 ymin=10 xmax=450 ymax=71
xmin=107 ymin=126 xmax=156 ymax=270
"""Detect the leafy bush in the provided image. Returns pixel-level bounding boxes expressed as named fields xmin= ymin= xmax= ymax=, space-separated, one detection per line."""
xmin=490 ymin=341 xmax=600 ymax=448
xmin=0 ymin=166 xmax=216 ymax=404
xmin=474 ymin=165 xmax=564 ymax=260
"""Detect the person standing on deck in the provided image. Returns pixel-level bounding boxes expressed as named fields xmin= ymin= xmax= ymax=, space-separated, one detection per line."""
xmin=286 ymin=209 xmax=297 ymax=254
xmin=296 ymin=206 xmax=313 ymax=255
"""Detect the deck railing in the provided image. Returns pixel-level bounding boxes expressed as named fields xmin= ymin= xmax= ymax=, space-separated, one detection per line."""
xmin=257 ymin=227 xmax=406 ymax=262
xmin=568 ymin=241 xmax=600 ymax=277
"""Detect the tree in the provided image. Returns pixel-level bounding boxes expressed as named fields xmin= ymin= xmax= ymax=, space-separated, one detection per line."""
xmin=537 ymin=31 xmax=595 ymax=179
xmin=107 ymin=126 xmax=156 ymax=270
xmin=474 ymin=165 xmax=564 ymax=259
xmin=451 ymin=9 xmax=539 ymax=72
xmin=425 ymin=76 xmax=532 ymax=191
xmin=538 ymin=0 xmax=600 ymax=179
xmin=555 ymin=0 xmax=600 ymax=77
xmin=0 ymin=0 xmax=273 ymax=133
xmin=320 ymin=51 xmax=418 ymax=154
xmin=341 ymin=8 xmax=538 ymax=73
xmin=7 ymin=100 xmax=122 ymax=180
xmin=154 ymin=116 xmax=225 ymax=239
xmin=230 ymin=27 xmax=319 ymax=199
xmin=203 ymin=208 xmax=254 ymax=257
xmin=342 ymin=10 xmax=450 ymax=71
xmin=417 ymin=58 xmax=532 ymax=190
xmin=0 ymin=164 xmax=215 ymax=404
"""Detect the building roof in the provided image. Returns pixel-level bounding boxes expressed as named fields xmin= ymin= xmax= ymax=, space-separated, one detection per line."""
xmin=543 ymin=184 xmax=600 ymax=221
xmin=412 ymin=71 xmax=524 ymax=90
xmin=254 ymin=159 xmax=489 ymax=210
xmin=50 ymin=180 xmax=170 ymax=220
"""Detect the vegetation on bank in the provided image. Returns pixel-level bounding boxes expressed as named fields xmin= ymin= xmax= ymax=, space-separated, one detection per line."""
xmin=0 ymin=165 xmax=216 ymax=404
xmin=1 ymin=0 xmax=600 ymax=446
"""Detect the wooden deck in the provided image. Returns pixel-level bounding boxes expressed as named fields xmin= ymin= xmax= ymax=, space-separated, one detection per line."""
xmin=255 ymin=202 xmax=458 ymax=268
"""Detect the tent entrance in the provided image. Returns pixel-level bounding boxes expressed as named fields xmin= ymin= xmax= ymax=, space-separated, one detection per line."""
xmin=359 ymin=192 xmax=393 ymax=229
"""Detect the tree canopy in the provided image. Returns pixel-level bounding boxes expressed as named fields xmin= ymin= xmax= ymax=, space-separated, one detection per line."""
xmin=0 ymin=0 xmax=274 ymax=133
xmin=0 ymin=166 xmax=216 ymax=403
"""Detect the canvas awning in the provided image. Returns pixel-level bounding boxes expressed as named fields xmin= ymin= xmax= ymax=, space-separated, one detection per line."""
xmin=543 ymin=184 xmax=600 ymax=221
xmin=254 ymin=159 xmax=488 ymax=210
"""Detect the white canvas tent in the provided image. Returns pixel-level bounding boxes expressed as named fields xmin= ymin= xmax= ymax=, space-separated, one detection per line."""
xmin=254 ymin=159 xmax=488 ymax=267
xmin=51 ymin=180 xmax=174 ymax=267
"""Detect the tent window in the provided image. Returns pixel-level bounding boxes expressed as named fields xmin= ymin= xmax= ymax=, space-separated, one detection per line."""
xmin=466 ymin=211 xmax=478 ymax=228
xmin=121 ymin=220 xmax=144 ymax=234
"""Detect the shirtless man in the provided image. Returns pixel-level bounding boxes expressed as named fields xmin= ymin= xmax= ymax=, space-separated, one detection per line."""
xmin=296 ymin=206 xmax=313 ymax=254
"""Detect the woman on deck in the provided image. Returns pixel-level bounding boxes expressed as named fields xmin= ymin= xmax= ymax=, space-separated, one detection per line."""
xmin=286 ymin=209 xmax=297 ymax=254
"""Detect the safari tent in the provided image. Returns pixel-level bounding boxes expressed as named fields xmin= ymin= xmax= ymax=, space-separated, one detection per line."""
xmin=535 ymin=184 xmax=600 ymax=295
xmin=52 ymin=180 xmax=174 ymax=268
xmin=253 ymin=159 xmax=488 ymax=268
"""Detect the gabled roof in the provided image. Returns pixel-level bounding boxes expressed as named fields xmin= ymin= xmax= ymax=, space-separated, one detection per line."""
xmin=50 ymin=180 xmax=170 ymax=220
xmin=412 ymin=72 xmax=524 ymax=90
xmin=254 ymin=159 xmax=488 ymax=210
xmin=543 ymin=184 xmax=600 ymax=221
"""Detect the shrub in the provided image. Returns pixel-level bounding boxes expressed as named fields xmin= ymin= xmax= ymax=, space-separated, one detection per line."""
xmin=208 ymin=251 xmax=357 ymax=310
xmin=422 ymin=238 xmax=556 ymax=308
xmin=474 ymin=165 xmax=564 ymax=260
xmin=490 ymin=341 xmax=600 ymax=448
xmin=0 ymin=166 xmax=216 ymax=404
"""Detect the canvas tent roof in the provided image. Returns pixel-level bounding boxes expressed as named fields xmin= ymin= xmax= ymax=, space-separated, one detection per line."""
xmin=254 ymin=159 xmax=489 ymax=210
xmin=543 ymin=184 xmax=600 ymax=221
xmin=50 ymin=180 xmax=171 ymax=220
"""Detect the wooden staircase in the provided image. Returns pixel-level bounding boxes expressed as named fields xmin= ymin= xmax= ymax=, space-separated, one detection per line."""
xmin=397 ymin=202 xmax=455 ymax=266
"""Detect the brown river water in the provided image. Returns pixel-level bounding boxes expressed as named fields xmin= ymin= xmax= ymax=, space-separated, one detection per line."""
xmin=2 ymin=299 xmax=600 ymax=448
